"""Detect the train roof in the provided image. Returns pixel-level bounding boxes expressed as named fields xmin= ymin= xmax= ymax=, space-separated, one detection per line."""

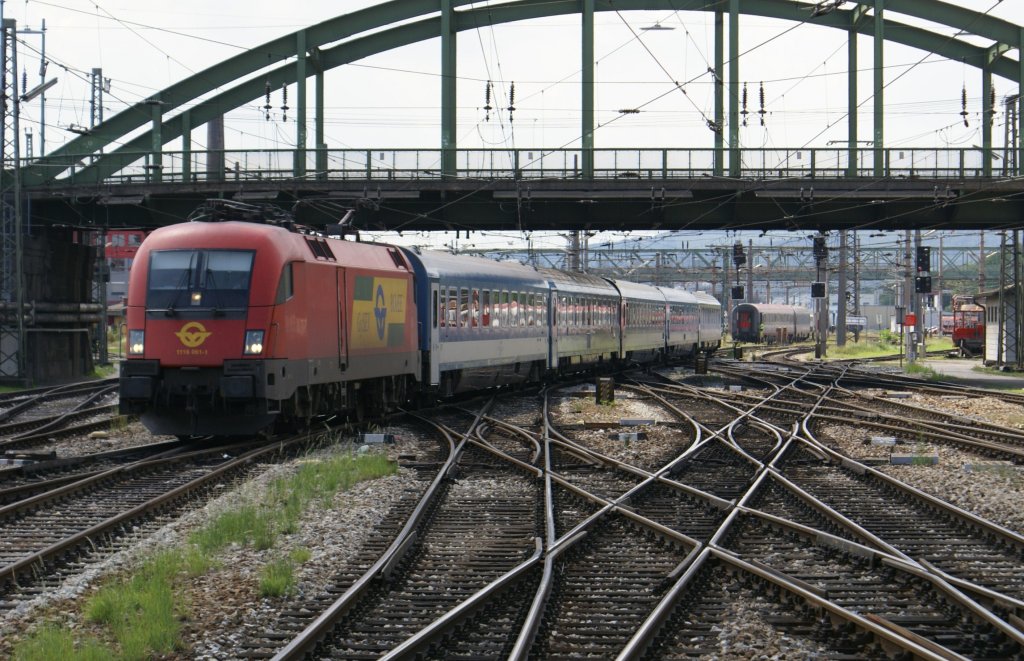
xmin=400 ymin=249 xmax=550 ymax=288
xmin=139 ymin=222 xmax=411 ymax=273
xmin=691 ymin=290 xmax=721 ymax=306
xmin=657 ymin=286 xmax=720 ymax=307
xmin=732 ymin=303 xmax=811 ymax=314
xmin=607 ymin=279 xmax=667 ymax=303
xmin=535 ymin=268 xmax=619 ymax=298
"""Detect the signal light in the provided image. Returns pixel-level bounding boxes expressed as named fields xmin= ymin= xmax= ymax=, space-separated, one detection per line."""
xmin=811 ymin=282 xmax=825 ymax=298
xmin=813 ymin=236 xmax=828 ymax=259
xmin=732 ymin=243 xmax=746 ymax=267
xmin=916 ymin=246 xmax=931 ymax=272
xmin=915 ymin=276 xmax=932 ymax=294
xmin=731 ymin=286 xmax=744 ymax=300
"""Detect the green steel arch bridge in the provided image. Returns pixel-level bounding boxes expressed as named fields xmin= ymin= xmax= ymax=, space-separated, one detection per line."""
xmin=3 ymin=0 xmax=1024 ymax=234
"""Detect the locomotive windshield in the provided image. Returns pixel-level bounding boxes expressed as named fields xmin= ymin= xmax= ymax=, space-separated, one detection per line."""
xmin=146 ymin=249 xmax=255 ymax=316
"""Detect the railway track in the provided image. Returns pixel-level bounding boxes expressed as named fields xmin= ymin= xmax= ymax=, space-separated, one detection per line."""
xmin=0 ymin=436 xmax=301 ymax=608
xmin=213 ymin=363 xmax=1020 ymax=659
xmin=0 ymin=438 xmax=189 ymax=505
xmin=6 ymin=366 xmax=1024 ymax=659
xmin=0 ymin=379 xmax=127 ymax=457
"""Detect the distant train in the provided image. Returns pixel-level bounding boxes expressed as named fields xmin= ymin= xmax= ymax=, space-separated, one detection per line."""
xmin=731 ymin=303 xmax=813 ymax=344
xmin=951 ymin=295 xmax=985 ymax=357
xmin=119 ymin=219 xmax=723 ymax=437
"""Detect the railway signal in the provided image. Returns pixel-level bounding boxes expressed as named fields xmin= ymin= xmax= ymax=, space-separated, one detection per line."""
xmin=732 ymin=243 xmax=746 ymax=267
xmin=916 ymin=246 xmax=931 ymax=273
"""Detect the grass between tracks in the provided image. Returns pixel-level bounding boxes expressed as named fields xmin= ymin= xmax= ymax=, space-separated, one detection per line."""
xmin=826 ymin=332 xmax=954 ymax=360
xmin=13 ymin=445 xmax=396 ymax=661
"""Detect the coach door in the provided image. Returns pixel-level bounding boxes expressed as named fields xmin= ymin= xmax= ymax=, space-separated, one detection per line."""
xmin=337 ymin=270 xmax=348 ymax=370
xmin=548 ymin=284 xmax=559 ymax=369
xmin=430 ymin=280 xmax=441 ymax=385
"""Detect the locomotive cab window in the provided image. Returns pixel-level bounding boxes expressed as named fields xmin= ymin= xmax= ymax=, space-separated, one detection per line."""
xmin=275 ymin=262 xmax=294 ymax=304
xmin=147 ymin=249 xmax=254 ymax=315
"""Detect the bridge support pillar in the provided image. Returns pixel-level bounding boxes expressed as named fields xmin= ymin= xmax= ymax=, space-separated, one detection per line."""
xmin=440 ymin=1 xmax=457 ymax=179
xmin=983 ymin=62 xmax=993 ymax=177
xmin=181 ymin=109 xmax=191 ymax=183
xmin=728 ymin=0 xmax=739 ymax=178
xmin=582 ymin=0 xmax=594 ymax=179
xmin=315 ymin=52 xmax=326 ymax=181
xmin=149 ymin=94 xmax=163 ymax=183
xmin=1020 ymin=27 xmax=1024 ymax=177
xmin=847 ymin=8 xmax=862 ymax=177
xmin=295 ymin=29 xmax=307 ymax=180
xmin=873 ymin=0 xmax=884 ymax=178
xmin=714 ymin=9 xmax=723 ymax=177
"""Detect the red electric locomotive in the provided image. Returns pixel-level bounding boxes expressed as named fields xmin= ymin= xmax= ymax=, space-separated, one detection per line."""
xmin=951 ymin=294 xmax=985 ymax=357
xmin=118 ymin=221 xmax=419 ymax=436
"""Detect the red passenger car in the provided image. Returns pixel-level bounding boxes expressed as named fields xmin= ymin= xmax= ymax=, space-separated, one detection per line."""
xmin=119 ymin=221 xmax=419 ymax=437
xmin=951 ymin=295 xmax=985 ymax=357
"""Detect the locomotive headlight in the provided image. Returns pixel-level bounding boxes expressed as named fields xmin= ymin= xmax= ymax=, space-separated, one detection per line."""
xmin=243 ymin=330 xmax=264 ymax=355
xmin=128 ymin=329 xmax=145 ymax=355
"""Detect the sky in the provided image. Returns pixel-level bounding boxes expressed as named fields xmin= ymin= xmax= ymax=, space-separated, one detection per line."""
xmin=2 ymin=0 xmax=1022 ymax=255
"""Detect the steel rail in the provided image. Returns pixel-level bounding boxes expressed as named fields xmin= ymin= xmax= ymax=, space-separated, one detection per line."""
xmin=272 ymin=403 xmax=490 ymax=661
xmin=378 ymin=538 xmax=545 ymax=661
xmin=0 ymin=437 xmax=293 ymax=589
xmin=799 ymin=417 xmax=1024 ymax=553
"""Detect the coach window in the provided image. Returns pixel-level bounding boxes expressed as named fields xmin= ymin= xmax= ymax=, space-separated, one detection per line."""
xmin=445 ymin=287 xmax=453 ymax=328
xmin=438 ymin=287 xmax=446 ymax=328
xmin=471 ymin=289 xmax=480 ymax=328
xmin=459 ymin=288 xmax=470 ymax=328
xmin=432 ymin=289 xmax=438 ymax=328
xmin=526 ymin=294 xmax=535 ymax=326
xmin=481 ymin=290 xmax=491 ymax=327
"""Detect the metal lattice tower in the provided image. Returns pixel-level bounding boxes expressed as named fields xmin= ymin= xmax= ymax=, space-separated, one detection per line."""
xmin=0 ymin=18 xmax=23 ymax=379
xmin=996 ymin=230 xmax=1019 ymax=367
xmin=89 ymin=67 xmax=108 ymax=364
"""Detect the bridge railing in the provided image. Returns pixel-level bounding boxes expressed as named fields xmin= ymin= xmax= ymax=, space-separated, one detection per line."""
xmin=35 ymin=146 xmax=1007 ymax=187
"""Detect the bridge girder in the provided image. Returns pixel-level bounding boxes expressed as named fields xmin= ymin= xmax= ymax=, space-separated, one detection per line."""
xmin=18 ymin=0 xmax=1024 ymax=194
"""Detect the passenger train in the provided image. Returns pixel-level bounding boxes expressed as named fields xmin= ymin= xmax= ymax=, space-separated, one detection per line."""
xmin=731 ymin=303 xmax=812 ymax=344
xmin=119 ymin=219 xmax=722 ymax=436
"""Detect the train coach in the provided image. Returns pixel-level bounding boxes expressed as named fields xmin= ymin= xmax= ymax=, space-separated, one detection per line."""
xmin=951 ymin=295 xmax=985 ymax=357
xmin=731 ymin=303 xmax=812 ymax=344
xmin=119 ymin=219 xmax=721 ymax=437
